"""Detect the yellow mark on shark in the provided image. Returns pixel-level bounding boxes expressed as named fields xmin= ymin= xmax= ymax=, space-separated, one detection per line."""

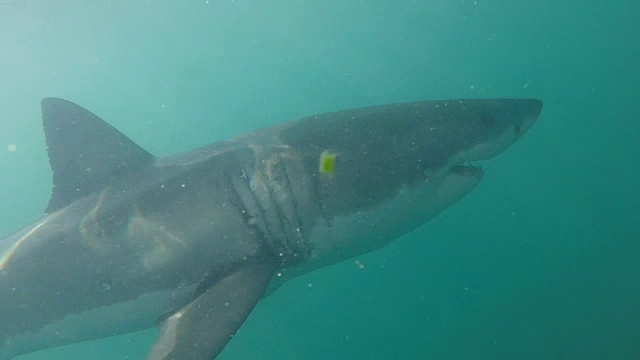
xmin=319 ymin=150 xmax=337 ymax=178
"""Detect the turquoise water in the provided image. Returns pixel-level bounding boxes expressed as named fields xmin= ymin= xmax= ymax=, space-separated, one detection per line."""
xmin=1 ymin=1 xmax=638 ymax=359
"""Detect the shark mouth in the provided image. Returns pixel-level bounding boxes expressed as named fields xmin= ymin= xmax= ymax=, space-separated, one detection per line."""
xmin=450 ymin=163 xmax=484 ymax=177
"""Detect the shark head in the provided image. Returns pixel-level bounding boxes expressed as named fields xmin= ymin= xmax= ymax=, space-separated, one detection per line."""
xmin=276 ymin=98 xmax=542 ymax=268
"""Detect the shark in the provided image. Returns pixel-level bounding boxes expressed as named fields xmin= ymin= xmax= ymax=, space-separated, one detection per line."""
xmin=0 ymin=97 xmax=542 ymax=359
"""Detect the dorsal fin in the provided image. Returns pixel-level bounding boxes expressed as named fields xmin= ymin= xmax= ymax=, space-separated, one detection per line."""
xmin=41 ymin=97 xmax=153 ymax=213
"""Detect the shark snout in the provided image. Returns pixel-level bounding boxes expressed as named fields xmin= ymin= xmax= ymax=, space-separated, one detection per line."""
xmin=514 ymin=99 xmax=543 ymax=138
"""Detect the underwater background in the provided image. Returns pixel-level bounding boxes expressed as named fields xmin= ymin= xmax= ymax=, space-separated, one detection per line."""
xmin=0 ymin=1 xmax=637 ymax=359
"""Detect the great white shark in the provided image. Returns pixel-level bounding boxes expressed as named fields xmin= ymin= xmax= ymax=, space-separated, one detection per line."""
xmin=0 ymin=97 xmax=542 ymax=359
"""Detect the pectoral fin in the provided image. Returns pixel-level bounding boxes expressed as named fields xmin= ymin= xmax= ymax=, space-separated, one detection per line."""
xmin=146 ymin=259 xmax=276 ymax=360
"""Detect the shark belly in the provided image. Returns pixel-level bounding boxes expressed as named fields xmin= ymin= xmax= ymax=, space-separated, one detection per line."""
xmin=2 ymin=287 xmax=194 ymax=359
xmin=272 ymin=165 xmax=484 ymax=285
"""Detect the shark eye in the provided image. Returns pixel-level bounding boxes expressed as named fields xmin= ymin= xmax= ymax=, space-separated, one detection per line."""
xmin=514 ymin=124 xmax=522 ymax=136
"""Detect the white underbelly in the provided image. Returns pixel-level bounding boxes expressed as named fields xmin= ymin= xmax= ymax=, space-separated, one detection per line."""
xmin=3 ymin=286 xmax=195 ymax=359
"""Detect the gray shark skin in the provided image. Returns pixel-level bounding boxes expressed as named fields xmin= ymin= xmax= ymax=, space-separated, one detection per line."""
xmin=0 ymin=97 xmax=542 ymax=359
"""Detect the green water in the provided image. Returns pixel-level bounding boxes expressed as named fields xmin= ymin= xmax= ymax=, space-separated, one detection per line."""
xmin=1 ymin=1 xmax=637 ymax=359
